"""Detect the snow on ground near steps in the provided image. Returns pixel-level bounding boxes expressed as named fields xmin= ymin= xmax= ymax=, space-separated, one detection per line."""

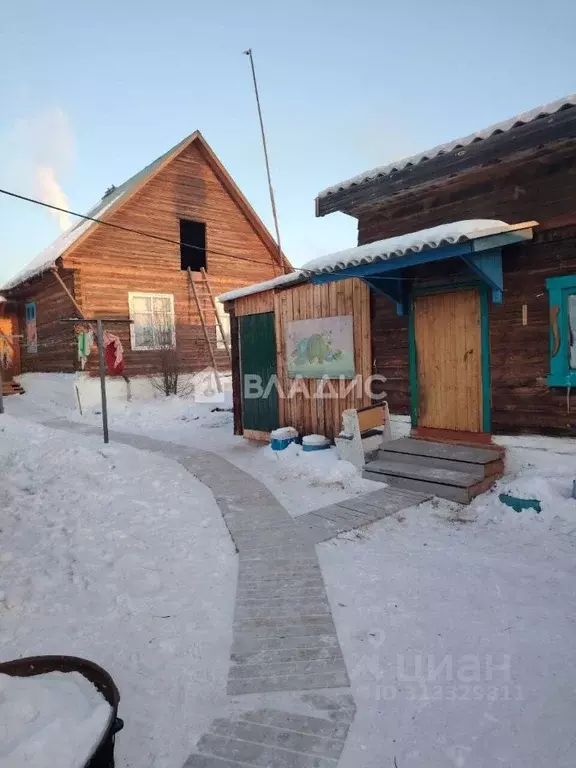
xmin=0 ymin=415 xmax=236 ymax=768
xmin=319 ymin=503 xmax=576 ymax=768
xmin=6 ymin=373 xmax=382 ymax=516
xmin=0 ymin=671 xmax=111 ymax=768
xmin=469 ymin=433 xmax=576 ymax=528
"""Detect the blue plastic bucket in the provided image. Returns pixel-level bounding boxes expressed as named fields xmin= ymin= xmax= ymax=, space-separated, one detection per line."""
xmin=302 ymin=435 xmax=330 ymax=452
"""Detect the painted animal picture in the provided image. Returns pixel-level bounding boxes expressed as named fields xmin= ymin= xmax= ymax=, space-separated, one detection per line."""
xmin=286 ymin=316 xmax=355 ymax=379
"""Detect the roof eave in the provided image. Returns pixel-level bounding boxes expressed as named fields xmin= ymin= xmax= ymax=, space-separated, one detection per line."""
xmin=316 ymin=106 xmax=576 ymax=218
xmin=2 ymin=259 xmax=71 ymax=296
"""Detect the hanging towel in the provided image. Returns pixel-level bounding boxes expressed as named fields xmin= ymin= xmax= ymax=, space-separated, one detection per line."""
xmin=103 ymin=331 xmax=125 ymax=376
xmin=77 ymin=331 xmax=94 ymax=370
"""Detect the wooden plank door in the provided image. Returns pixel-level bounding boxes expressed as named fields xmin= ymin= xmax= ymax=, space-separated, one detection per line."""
xmin=240 ymin=312 xmax=279 ymax=433
xmin=413 ymin=288 xmax=483 ymax=432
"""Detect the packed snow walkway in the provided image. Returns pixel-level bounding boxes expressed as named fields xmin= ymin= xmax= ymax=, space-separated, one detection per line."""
xmin=38 ymin=417 xmax=425 ymax=767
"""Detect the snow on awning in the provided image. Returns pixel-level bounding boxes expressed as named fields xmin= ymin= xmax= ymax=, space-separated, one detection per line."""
xmin=301 ymin=220 xmax=536 ymax=276
xmin=317 ymin=94 xmax=576 ymax=200
xmin=218 ymin=271 xmax=305 ymax=303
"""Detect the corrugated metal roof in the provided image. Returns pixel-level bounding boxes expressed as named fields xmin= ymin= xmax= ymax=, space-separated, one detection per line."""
xmin=218 ymin=270 xmax=305 ymax=303
xmin=317 ymin=94 xmax=576 ymax=200
xmin=301 ymin=220 xmax=536 ymax=275
xmin=1 ymin=133 xmax=195 ymax=291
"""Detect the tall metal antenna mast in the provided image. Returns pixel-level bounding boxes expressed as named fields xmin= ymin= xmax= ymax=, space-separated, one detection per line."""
xmin=243 ymin=48 xmax=288 ymax=274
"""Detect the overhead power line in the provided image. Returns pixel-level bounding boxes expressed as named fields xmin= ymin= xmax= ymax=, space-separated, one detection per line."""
xmin=0 ymin=187 xmax=281 ymax=269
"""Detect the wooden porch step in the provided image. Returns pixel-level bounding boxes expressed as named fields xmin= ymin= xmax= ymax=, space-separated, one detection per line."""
xmin=2 ymin=381 xmax=25 ymax=396
xmin=363 ymin=438 xmax=504 ymax=504
xmin=379 ymin=438 xmax=504 ymax=479
xmin=381 ymin=437 xmax=503 ymax=464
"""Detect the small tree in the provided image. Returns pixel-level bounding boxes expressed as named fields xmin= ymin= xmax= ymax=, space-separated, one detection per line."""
xmin=148 ymin=319 xmax=193 ymax=397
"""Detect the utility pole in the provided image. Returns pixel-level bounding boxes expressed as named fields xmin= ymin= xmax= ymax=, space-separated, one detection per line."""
xmin=96 ymin=319 xmax=109 ymax=443
xmin=243 ymin=48 xmax=288 ymax=274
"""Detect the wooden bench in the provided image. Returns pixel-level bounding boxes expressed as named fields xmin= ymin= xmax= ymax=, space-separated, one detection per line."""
xmin=335 ymin=403 xmax=392 ymax=468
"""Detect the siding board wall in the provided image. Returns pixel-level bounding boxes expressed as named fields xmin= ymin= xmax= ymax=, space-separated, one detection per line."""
xmin=235 ymin=290 xmax=275 ymax=316
xmin=269 ymin=280 xmax=371 ymax=438
xmin=229 ymin=279 xmax=371 ymax=440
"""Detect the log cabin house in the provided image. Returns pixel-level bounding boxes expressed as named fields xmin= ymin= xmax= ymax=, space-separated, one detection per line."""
xmin=221 ymin=93 xmax=576 ymax=502
xmin=1 ymin=131 xmax=290 ymax=381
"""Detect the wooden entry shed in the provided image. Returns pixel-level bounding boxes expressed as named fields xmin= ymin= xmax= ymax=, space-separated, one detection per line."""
xmin=311 ymin=93 xmax=576 ymax=441
xmin=223 ymin=93 xmax=576 ymax=450
xmin=220 ymin=273 xmax=372 ymax=440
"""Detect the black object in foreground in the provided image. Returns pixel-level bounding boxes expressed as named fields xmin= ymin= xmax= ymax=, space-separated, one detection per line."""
xmin=0 ymin=655 xmax=124 ymax=768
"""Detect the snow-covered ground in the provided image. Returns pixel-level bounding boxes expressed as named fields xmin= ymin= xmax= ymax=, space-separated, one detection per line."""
xmin=4 ymin=373 xmax=576 ymax=767
xmin=321 ymin=502 xmax=576 ymax=767
xmin=7 ymin=372 xmax=576 ymax=524
xmin=0 ymin=415 xmax=236 ymax=768
xmin=4 ymin=373 xmax=381 ymax=515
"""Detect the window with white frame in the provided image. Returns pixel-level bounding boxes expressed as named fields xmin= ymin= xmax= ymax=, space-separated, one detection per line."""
xmin=128 ymin=292 xmax=176 ymax=350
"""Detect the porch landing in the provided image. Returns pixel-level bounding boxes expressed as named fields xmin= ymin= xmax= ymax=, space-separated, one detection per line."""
xmin=363 ymin=437 xmax=504 ymax=504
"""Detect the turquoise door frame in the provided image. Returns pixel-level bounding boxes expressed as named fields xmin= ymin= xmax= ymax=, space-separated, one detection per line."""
xmin=408 ymin=282 xmax=492 ymax=433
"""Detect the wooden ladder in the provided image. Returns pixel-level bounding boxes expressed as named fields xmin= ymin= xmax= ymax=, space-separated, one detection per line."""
xmin=187 ymin=267 xmax=231 ymax=394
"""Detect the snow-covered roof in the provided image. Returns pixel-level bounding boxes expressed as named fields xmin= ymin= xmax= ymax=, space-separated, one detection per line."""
xmin=318 ymin=94 xmax=576 ymax=200
xmin=1 ymin=133 xmax=195 ymax=292
xmin=301 ymin=220 xmax=536 ymax=275
xmin=2 ymin=197 xmax=121 ymax=291
xmin=218 ymin=271 xmax=305 ymax=303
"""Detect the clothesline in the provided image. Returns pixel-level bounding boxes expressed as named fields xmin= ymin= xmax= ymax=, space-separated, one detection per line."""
xmin=74 ymin=325 xmax=125 ymax=376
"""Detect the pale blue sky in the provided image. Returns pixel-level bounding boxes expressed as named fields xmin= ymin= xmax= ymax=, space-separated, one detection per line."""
xmin=1 ymin=0 xmax=575 ymax=283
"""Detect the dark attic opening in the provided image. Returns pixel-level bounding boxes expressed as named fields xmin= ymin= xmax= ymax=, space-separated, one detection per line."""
xmin=180 ymin=219 xmax=207 ymax=271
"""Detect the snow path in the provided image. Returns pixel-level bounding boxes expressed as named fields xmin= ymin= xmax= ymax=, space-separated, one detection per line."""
xmin=35 ymin=417 xmax=364 ymax=766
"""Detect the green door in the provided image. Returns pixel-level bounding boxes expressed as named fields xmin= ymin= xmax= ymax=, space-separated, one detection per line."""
xmin=240 ymin=312 xmax=279 ymax=432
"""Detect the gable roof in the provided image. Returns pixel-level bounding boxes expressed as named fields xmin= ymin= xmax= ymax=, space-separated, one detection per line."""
xmin=316 ymin=93 xmax=576 ymax=210
xmin=2 ymin=131 xmax=290 ymax=291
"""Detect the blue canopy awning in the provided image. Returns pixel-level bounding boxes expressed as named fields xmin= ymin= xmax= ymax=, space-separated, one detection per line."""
xmin=302 ymin=220 xmax=538 ymax=315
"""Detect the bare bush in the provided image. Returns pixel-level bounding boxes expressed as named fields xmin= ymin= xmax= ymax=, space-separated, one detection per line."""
xmin=147 ymin=321 xmax=194 ymax=397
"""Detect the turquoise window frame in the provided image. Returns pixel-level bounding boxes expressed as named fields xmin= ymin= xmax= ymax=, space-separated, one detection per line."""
xmin=546 ymin=275 xmax=576 ymax=387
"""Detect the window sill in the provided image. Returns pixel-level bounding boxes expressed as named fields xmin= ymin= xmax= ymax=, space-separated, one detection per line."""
xmin=132 ymin=346 xmax=175 ymax=352
xmin=547 ymin=372 xmax=576 ymax=387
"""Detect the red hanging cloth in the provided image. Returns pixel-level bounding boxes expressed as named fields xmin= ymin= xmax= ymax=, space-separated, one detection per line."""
xmin=103 ymin=331 xmax=125 ymax=376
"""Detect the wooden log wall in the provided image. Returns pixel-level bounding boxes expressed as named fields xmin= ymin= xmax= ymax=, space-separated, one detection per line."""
xmin=491 ymin=228 xmax=576 ymax=434
xmin=12 ymin=270 xmax=78 ymax=373
xmin=371 ymin=226 xmax=576 ymax=436
xmin=274 ymin=279 xmax=371 ymax=439
xmin=358 ymin=146 xmax=576 ymax=245
xmin=61 ymin=140 xmax=282 ymax=376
